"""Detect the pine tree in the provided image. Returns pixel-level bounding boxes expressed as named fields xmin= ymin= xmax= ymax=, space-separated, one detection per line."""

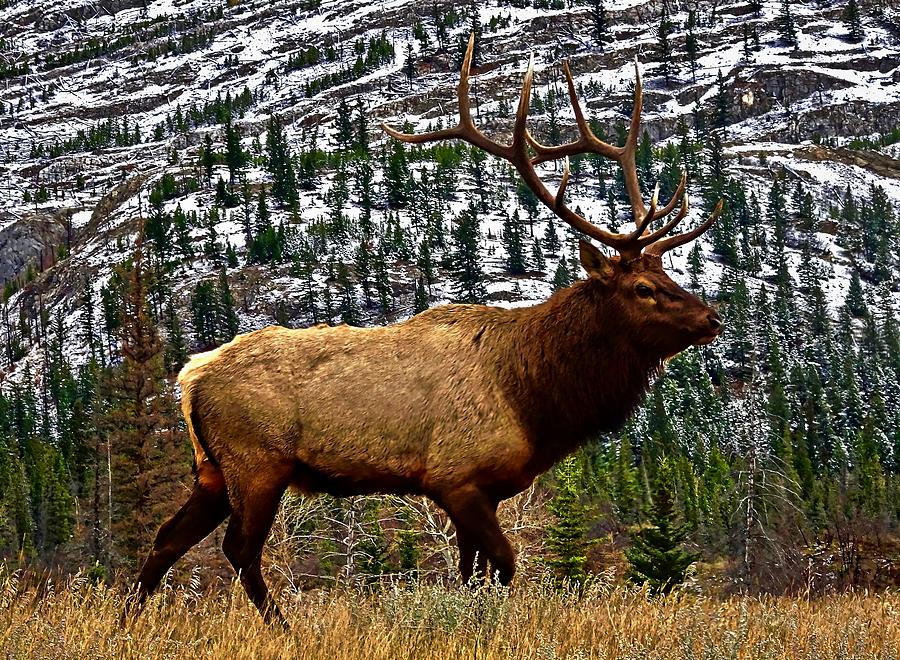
xmin=625 ymin=459 xmax=699 ymax=594
xmin=104 ymin=236 xmax=184 ymax=565
xmin=217 ymin=268 xmax=240 ymax=341
xmin=202 ymin=132 xmax=215 ymax=184
xmin=413 ymin=276 xmax=429 ymax=314
xmin=386 ymin=140 xmax=410 ymax=208
xmin=336 ymin=262 xmax=360 ymax=326
xmin=467 ymin=0 xmax=483 ymax=67
xmin=656 ymin=0 xmax=677 ymax=86
xmin=502 ymin=211 xmax=527 ymax=275
xmin=224 ymin=112 xmax=245 ymax=187
xmin=713 ymin=70 xmax=730 ymax=131
xmin=843 ymin=0 xmax=864 ymax=42
xmin=589 ymin=0 xmax=610 ymax=51
xmin=450 ymin=205 xmax=486 ymax=304
xmin=542 ymin=455 xmax=594 ymax=587
xmin=552 ymin=259 xmax=571 ymax=291
xmin=335 ymin=97 xmax=354 ymax=149
xmin=685 ymin=10 xmax=700 ymax=82
xmin=543 ymin=215 xmax=562 ymax=255
xmin=778 ymin=0 xmax=798 ymax=48
xmin=191 ymin=280 xmax=220 ymax=348
xmin=403 ymin=42 xmax=416 ymax=87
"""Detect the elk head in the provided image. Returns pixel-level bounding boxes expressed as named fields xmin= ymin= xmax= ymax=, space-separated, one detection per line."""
xmin=383 ymin=35 xmax=723 ymax=359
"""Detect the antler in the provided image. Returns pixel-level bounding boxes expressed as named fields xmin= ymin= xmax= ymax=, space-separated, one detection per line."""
xmin=381 ymin=34 xmax=722 ymax=261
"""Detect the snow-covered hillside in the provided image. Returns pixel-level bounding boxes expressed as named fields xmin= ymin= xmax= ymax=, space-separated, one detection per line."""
xmin=1 ymin=0 xmax=899 ymax=377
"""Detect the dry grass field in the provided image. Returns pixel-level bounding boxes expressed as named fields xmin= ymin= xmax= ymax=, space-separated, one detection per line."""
xmin=0 ymin=571 xmax=898 ymax=660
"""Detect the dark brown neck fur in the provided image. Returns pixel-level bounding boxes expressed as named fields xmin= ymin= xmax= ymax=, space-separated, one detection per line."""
xmin=493 ymin=280 xmax=663 ymax=463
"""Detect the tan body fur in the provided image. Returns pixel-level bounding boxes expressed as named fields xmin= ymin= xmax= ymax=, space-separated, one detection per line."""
xmin=182 ymin=306 xmax=532 ymax=502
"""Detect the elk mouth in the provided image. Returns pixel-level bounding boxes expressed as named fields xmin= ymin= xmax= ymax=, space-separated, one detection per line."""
xmin=693 ymin=327 xmax=723 ymax=346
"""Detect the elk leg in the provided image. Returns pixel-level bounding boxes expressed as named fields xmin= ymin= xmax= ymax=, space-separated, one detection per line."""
xmin=222 ymin=478 xmax=289 ymax=627
xmin=444 ymin=489 xmax=516 ymax=585
xmin=455 ymin=525 xmax=488 ymax=585
xmin=128 ymin=482 xmax=229 ymax=616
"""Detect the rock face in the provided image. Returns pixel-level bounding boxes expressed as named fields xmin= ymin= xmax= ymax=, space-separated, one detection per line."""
xmin=0 ymin=212 xmax=68 ymax=287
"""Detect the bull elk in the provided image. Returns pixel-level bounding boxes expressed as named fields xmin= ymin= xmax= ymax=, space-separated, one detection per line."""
xmin=131 ymin=36 xmax=723 ymax=625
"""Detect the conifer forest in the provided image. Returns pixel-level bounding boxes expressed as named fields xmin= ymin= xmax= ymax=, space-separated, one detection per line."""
xmin=1 ymin=0 xmax=900 ymax=656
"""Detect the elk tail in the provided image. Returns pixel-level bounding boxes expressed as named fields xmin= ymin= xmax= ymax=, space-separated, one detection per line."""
xmin=179 ymin=363 xmax=226 ymax=495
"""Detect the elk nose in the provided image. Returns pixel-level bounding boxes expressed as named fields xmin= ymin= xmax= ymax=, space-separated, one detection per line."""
xmin=708 ymin=313 xmax=723 ymax=332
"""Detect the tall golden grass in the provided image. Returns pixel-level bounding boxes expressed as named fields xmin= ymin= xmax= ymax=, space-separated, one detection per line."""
xmin=0 ymin=570 xmax=897 ymax=660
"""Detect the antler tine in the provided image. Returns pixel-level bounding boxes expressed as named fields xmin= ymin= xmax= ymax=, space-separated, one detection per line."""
xmin=639 ymin=192 xmax=689 ymax=247
xmin=629 ymin=182 xmax=659 ymax=239
xmin=381 ymin=34 xmax=512 ymax=160
xmin=645 ymin=199 xmax=725 ymax=256
xmin=651 ymin=172 xmax=687 ymax=225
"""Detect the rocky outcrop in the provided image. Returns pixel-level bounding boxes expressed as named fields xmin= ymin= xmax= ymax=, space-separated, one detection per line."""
xmin=0 ymin=211 xmax=68 ymax=287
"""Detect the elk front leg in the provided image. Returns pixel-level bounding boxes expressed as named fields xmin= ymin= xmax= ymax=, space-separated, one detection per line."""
xmin=443 ymin=488 xmax=515 ymax=585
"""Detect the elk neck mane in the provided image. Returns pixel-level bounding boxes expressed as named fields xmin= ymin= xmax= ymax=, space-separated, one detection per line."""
xmin=482 ymin=279 xmax=664 ymax=455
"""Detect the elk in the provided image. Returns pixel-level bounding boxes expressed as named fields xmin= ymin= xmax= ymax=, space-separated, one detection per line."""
xmin=130 ymin=36 xmax=723 ymax=625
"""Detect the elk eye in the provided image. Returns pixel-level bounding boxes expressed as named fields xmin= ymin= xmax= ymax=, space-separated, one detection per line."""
xmin=636 ymin=284 xmax=654 ymax=298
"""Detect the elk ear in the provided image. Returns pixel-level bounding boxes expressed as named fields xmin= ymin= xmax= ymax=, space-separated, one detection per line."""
xmin=579 ymin=240 xmax=615 ymax=283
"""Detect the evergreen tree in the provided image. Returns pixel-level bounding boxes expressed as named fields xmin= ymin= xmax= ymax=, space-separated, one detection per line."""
xmin=713 ymin=70 xmax=730 ymax=131
xmin=656 ymin=0 xmax=677 ymax=86
xmin=685 ymin=11 xmax=700 ymax=83
xmin=552 ymin=259 xmax=571 ymax=291
xmin=625 ymin=459 xmax=699 ymax=594
xmin=467 ymin=0 xmax=483 ymax=67
xmin=386 ymin=140 xmax=410 ymax=208
xmin=191 ymin=281 xmax=220 ymax=349
xmin=450 ymin=205 xmax=486 ymax=304
xmin=542 ymin=455 xmax=594 ymax=587
xmin=843 ymin=0 xmax=864 ymax=42
xmin=778 ymin=0 xmax=798 ymax=48
xmin=336 ymin=262 xmax=361 ymax=326
xmin=502 ymin=211 xmax=527 ymax=275
xmin=224 ymin=113 xmax=245 ymax=187
xmin=413 ymin=276 xmax=429 ymax=314
xmin=217 ymin=268 xmax=240 ymax=341
xmin=104 ymin=237 xmax=183 ymax=565
xmin=589 ymin=0 xmax=610 ymax=51
xmin=335 ymin=97 xmax=354 ymax=150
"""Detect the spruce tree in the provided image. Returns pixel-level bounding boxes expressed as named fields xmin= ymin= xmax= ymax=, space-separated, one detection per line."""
xmin=713 ymin=70 xmax=730 ymax=130
xmin=502 ymin=211 xmax=527 ymax=275
xmin=104 ymin=237 xmax=183 ymax=565
xmin=542 ymin=455 xmax=594 ymax=587
xmin=656 ymin=0 xmax=677 ymax=86
xmin=778 ymin=0 xmax=798 ymax=48
xmin=589 ymin=0 xmax=610 ymax=51
xmin=224 ymin=113 xmax=245 ymax=187
xmin=217 ymin=268 xmax=240 ymax=341
xmin=625 ymin=459 xmax=699 ymax=594
xmin=413 ymin=276 xmax=429 ymax=314
xmin=685 ymin=10 xmax=700 ymax=82
xmin=843 ymin=0 xmax=864 ymax=42
xmin=335 ymin=97 xmax=354 ymax=149
xmin=450 ymin=205 xmax=486 ymax=304
xmin=467 ymin=0 xmax=482 ymax=67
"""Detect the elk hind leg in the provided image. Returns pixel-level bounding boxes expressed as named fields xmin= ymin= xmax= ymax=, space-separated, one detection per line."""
xmin=222 ymin=468 xmax=291 ymax=626
xmin=129 ymin=473 xmax=229 ymax=616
